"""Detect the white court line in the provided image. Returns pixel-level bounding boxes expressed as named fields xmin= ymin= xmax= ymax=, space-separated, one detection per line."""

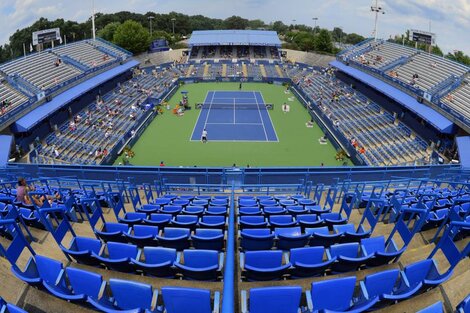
xmin=206 ymin=122 xmax=264 ymax=125
xmin=203 ymin=91 xmax=216 ymax=131
xmin=259 ymin=91 xmax=280 ymax=142
xmin=254 ymin=91 xmax=269 ymax=141
xmin=189 ymin=91 xmax=210 ymax=141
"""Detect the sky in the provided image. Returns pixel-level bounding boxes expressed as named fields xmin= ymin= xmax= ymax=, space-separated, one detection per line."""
xmin=0 ymin=0 xmax=469 ymax=54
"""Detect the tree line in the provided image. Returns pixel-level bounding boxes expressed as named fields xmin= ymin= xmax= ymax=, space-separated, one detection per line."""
xmin=0 ymin=11 xmax=468 ymax=66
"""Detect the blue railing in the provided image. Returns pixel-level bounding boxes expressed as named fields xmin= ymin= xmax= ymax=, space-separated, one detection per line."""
xmin=95 ymin=38 xmax=133 ymax=57
xmin=60 ymin=55 xmax=90 ymax=72
xmin=379 ymin=55 xmax=410 ymax=72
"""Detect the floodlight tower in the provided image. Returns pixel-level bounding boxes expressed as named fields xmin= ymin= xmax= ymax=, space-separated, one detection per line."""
xmin=371 ymin=0 xmax=385 ymax=41
xmin=92 ymin=0 xmax=96 ymax=40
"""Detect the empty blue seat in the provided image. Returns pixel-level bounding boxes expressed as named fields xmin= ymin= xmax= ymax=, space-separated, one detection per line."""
xmin=286 ymin=205 xmax=308 ymax=216
xmin=155 ymin=227 xmax=191 ymax=250
xmin=356 ymin=269 xmax=401 ymax=309
xmin=161 ymin=287 xmax=219 ymax=313
xmin=240 ymin=229 xmax=275 ymax=251
xmin=160 ymin=205 xmax=183 ymax=215
xmin=241 ymin=286 xmax=302 ymax=313
xmin=240 ymin=216 xmax=267 ymax=229
xmin=118 ymin=212 xmax=147 ymax=225
xmin=18 ymin=208 xmax=45 ymax=229
xmin=328 ymin=242 xmax=370 ymax=272
xmin=153 ymin=197 xmax=171 ymax=206
xmin=333 ymin=223 xmax=371 ymax=243
xmin=93 ymin=241 xmax=139 ymax=272
xmin=131 ymin=246 xmax=177 ymax=277
xmin=269 ymin=215 xmax=296 ymax=228
xmin=172 ymin=199 xmax=190 ymax=207
xmin=125 ymin=225 xmax=159 ymax=247
xmin=259 ymin=199 xmax=278 ymax=208
xmin=404 ymin=259 xmax=452 ymax=290
xmin=192 ymin=199 xmax=209 ymax=207
xmin=321 ymin=212 xmax=348 ymax=228
xmin=298 ymin=198 xmax=316 ymax=206
xmin=361 ymin=236 xmax=404 ymax=267
xmin=11 ymin=254 xmax=57 ymax=286
xmin=239 ymin=207 xmax=262 ymax=215
xmin=307 ymin=276 xmax=377 ymax=312
xmin=239 ymin=199 xmax=258 ymax=207
xmin=206 ymin=206 xmax=227 ymax=215
xmin=61 ymin=236 xmax=102 ymax=265
xmin=172 ymin=215 xmax=198 ymax=230
xmin=199 ymin=215 xmax=226 ymax=229
xmin=182 ymin=206 xmax=205 ymax=216
xmin=0 ymin=297 xmax=27 ymax=313
xmin=417 ymin=302 xmax=443 ymax=313
xmin=422 ymin=209 xmax=448 ymax=230
xmin=175 ymin=249 xmax=221 ymax=281
xmin=136 ymin=204 xmax=160 ymax=214
xmin=95 ymin=222 xmax=129 ymax=242
xmin=306 ymin=226 xmax=342 ymax=247
xmin=263 ymin=206 xmax=287 ymax=215
xmin=275 ymin=227 xmax=310 ymax=250
xmin=145 ymin=213 xmax=172 ymax=227
xmin=210 ymin=199 xmax=228 ymax=206
xmin=297 ymin=214 xmax=323 ymax=229
xmin=192 ymin=229 xmax=224 ymax=251
xmin=242 ymin=250 xmax=291 ymax=281
xmin=88 ymin=278 xmax=158 ymax=312
xmin=456 ymin=294 xmax=470 ymax=313
xmin=279 ymin=200 xmax=296 ymax=207
xmin=290 ymin=246 xmax=335 ymax=277
xmin=306 ymin=204 xmax=330 ymax=215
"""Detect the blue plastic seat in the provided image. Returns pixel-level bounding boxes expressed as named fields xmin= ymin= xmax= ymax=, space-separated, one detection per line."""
xmin=161 ymin=287 xmax=219 ymax=313
xmin=263 ymin=206 xmax=287 ymax=215
xmin=136 ymin=204 xmax=160 ymax=214
xmin=160 ymin=205 xmax=183 ymax=215
xmin=241 ymin=286 xmax=302 ymax=313
xmin=88 ymin=278 xmax=158 ymax=312
xmin=172 ymin=199 xmax=190 ymax=207
xmin=456 ymin=294 xmax=470 ymax=313
xmin=403 ymin=259 xmax=452 ymax=290
xmin=132 ymin=246 xmax=177 ymax=277
xmin=328 ymin=242 xmax=371 ymax=272
xmin=361 ymin=236 xmax=405 ymax=267
xmin=307 ymin=276 xmax=378 ymax=312
xmin=298 ymin=198 xmax=316 ymax=206
xmin=18 ymin=208 xmax=45 ymax=229
xmin=269 ymin=215 xmax=297 ymax=228
xmin=275 ymin=227 xmax=310 ymax=250
xmin=145 ymin=213 xmax=172 ymax=227
xmin=175 ymin=249 xmax=221 ymax=281
xmin=95 ymin=222 xmax=129 ymax=242
xmin=240 ymin=216 xmax=267 ymax=229
xmin=290 ymin=246 xmax=335 ymax=277
xmin=240 ymin=229 xmax=275 ymax=251
xmin=306 ymin=226 xmax=342 ymax=247
xmin=199 ymin=215 xmax=226 ymax=229
xmin=297 ymin=214 xmax=323 ymax=229
xmin=422 ymin=209 xmax=448 ymax=230
xmin=321 ymin=212 xmax=348 ymax=228
xmin=356 ymin=269 xmax=401 ymax=309
xmin=93 ymin=241 xmax=139 ymax=272
xmin=242 ymin=250 xmax=291 ymax=281
xmin=259 ymin=199 xmax=278 ymax=208
xmin=306 ymin=204 xmax=330 ymax=215
xmin=153 ymin=197 xmax=171 ymax=206
xmin=240 ymin=199 xmax=258 ymax=207
xmin=279 ymin=199 xmax=296 ymax=207
xmin=286 ymin=205 xmax=308 ymax=216
xmin=239 ymin=207 xmax=262 ymax=215
xmin=192 ymin=229 xmax=224 ymax=251
xmin=61 ymin=236 xmax=102 ymax=265
xmin=210 ymin=199 xmax=228 ymax=206
xmin=182 ymin=206 xmax=205 ymax=216
xmin=0 ymin=297 xmax=27 ymax=313
xmin=125 ymin=225 xmax=159 ymax=247
xmin=206 ymin=206 xmax=227 ymax=215
xmin=192 ymin=199 xmax=209 ymax=207
xmin=333 ymin=223 xmax=371 ymax=243
xmin=172 ymin=214 xmax=198 ymax=230
xmin=118 ymin=212 xmax=147 ymax=225
xmin=11 ymin=254 xmax=56 ymax=286
xmin=417 ymin=302 xmax=444 ymax=313
xmin=155 ymin=227 xmax=191 ymax=250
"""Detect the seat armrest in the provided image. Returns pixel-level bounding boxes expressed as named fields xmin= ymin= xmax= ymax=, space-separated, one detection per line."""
xmin=240 ymin=253 xmax=245 ymax=268
xmin=213 ymin=291 xmax=220 ymax=313
xmin=306 ymin=290 xmax=313 ymax=312
xmin=219 ymin=253 xmax=224 ymax=270
xmin=241 ymin=290 xmax=248 ymax=313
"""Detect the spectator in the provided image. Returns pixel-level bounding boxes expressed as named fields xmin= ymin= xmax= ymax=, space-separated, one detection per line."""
xmin=306 ymin=119 xmax=314 ymax=128
xmin=160 ymin=161 xmax=165 ymax=166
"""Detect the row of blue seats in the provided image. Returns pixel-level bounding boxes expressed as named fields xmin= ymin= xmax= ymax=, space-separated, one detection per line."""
xmin=240 ymin=225 xmax=371 ymax=250
xmin=239 ymin=213 xmax=349 ymax=229
xmin=134 ymin=204 xmax=228 ymax=216
xmin=91 ymin=224 xmax=225 ymax=250
xmin=63 ymin=238 xmax=223 ymax=280
xmin=13 ymin=255 xmax=220 ymax=313
xmin=0 ymin=297 xmax=26 ymax=313
xmin=238 ymin=205 xmax=332 ymax=216
xmin=241 ymin=258 xmax=451 ymax=313
xmin=238 ymin=197 xmax=316 ymax=208
xmin=240 ymin=235 xmax=402 ymax=280
xmin=117 ymin=212 xmax=227 ymax=228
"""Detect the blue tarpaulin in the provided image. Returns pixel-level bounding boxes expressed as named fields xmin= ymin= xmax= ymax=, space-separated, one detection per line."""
xmin=13 ymin=59 xmax=140 ymax=132
xmin=188 ymin=30 xmax=281 ymax=47
xmin=330 ymin=60 xmax=455 ymax=134
xmin=0 ymin=135 xmax=13 ymax=167
xmin=456 ymin=136 xmax=470 ymax=169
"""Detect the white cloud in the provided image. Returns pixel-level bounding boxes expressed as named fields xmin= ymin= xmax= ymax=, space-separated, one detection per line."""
xmin=0 ymin=0 xmax=468 ymax=54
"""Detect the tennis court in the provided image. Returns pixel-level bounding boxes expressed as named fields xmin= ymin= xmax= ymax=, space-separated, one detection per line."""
xmin=190 ymin=91 xmax=278 ymax=142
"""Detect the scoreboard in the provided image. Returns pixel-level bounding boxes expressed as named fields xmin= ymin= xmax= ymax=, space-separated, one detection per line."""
xmin=32 ymin=28 xmax=61 ymax=45
xmin=409 ymin=29 xmax=436 ymax=46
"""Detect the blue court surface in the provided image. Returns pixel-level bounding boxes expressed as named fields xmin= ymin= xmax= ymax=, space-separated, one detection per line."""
xmin=190 ymin=91 xmax=278 ymax=142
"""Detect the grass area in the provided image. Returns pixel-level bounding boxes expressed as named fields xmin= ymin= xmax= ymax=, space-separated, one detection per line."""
xmin=117 ymin=82 xmax=352 ymax=167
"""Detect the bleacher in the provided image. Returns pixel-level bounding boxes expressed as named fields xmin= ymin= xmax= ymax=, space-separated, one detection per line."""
xmin=0 ymin=80 xmax=29 ymax=115
xmin=440 ymin=77 xmax=470 ymax=121
xmin=54 ymin=41 xmax=117 ymax=69
xmin=0 ymin=173 xmax=468 ymax=313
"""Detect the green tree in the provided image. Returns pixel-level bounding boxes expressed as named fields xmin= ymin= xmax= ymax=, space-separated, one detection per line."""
xmin=344 ymin=33 xmax=365 ymax=45
xmin=446 ymin=50 xmax=470 ymax=66
xmin=224 ymin=16 xmax=249 ymax=30
xmin=98 ymin=22 xmax=121 ymax=42
xmin=315 ymin=29 xmax=334 ymax=53
xmin=113 ymin=20 xmax=150 ymax=54
xmin=272 ymin=21 xmax=288 ymax=34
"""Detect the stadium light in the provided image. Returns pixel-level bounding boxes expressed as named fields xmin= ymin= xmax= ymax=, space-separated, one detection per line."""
xmin=312 ymin=17 xmax=319 ymax=51
xmin=371 ymin=0 xmax=385 ymax=41
xmin=171 ymin=18 xmax=176 ymax=35
xmin=148 ymin=16 xmax=155 ymax=37
xmin=91 ymin=0 xmax=96 ymax=40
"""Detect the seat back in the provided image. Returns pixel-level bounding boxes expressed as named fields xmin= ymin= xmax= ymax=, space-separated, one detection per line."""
xmin=150 ymin=213 xmax=172 ymax=222
xmin=133 ymin=225 xmax=159 ymax=237
xmin=242 ymin=229 xmax=271 ymax=236
xmin=311 ymin=276 xmax=356 ymax=311
xmin=333 ymin=223 xmax=355 ymax=234
xmin=275 ymin=227 xmax=303 ymax=237
xmin=164 ymin=227 xmax=190 ymax=238
xmin=404 ymin=259 xmax=433 ymax=286
xmin=162 ymin=287 xmax=212 ymax=313
xmin=66 ymin=267 xmax=103 ymax=298
xmin=245 ymin=250 xmax=283 ymax=268
xmin=361 ymin=236 xmax=385 ymax=255
xmin=74 ymin=236 xmax=102 ymax=254
xmin=305 ymin=226 xmax=330 ymax=235
xmin=175 ymin=215 xmax=198 ymax=223
xmin=290 ymin=247 xmax=324 ymax=264
xmin=194 ymin=229 xmax=223 ymax=238
xmin=202 ymin=216 xmax=225 ymax=223
xmin=36 ymin=255 xmax=63 ymax=284
xmin=363 ymin=269 xmax=400 ymax=298
xmin=107 ymin=242 xmax=138 ymax=259
xmin=110 ymin=279 xmax=153 ymax=310
xmin=241 ymin=216 xmax=265 ymax=223
xmin=104 ymin=222 xmax=128 ymax=233
xmin=143 ymin=247 xmax=177 ymax=264
xmin=270 ymin=215 xmax=293 ymax=223
xmin=329 ymin=242 xmax=359 ymax=258
xmin=182 ymin=250 xmax=218 ymax=268
xmin=250 ymin=286 xmax=302 ymax=313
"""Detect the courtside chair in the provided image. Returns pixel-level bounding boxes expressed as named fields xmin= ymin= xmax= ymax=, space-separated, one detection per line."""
xmin=174 ymin=249 xmax=223 ymax=281
xmin=192 ymin=229 xmax=225 ymax=251
xmin=160 ymin=287 xmax=220 ymax=313
xmin=155 ymin=227 xmax=191 ymax=250
xmin=131 ymin=247 xmax=177 ymax=278
xmin=241 ymin=286 xmax=303 ymax=313
xmin=240 ymin=228 xmax=275 ymax=251
xmin=241 ymin=250 xmax=291 ymax=281
xmin=289 ymin=246 xmax=336 ymax=278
